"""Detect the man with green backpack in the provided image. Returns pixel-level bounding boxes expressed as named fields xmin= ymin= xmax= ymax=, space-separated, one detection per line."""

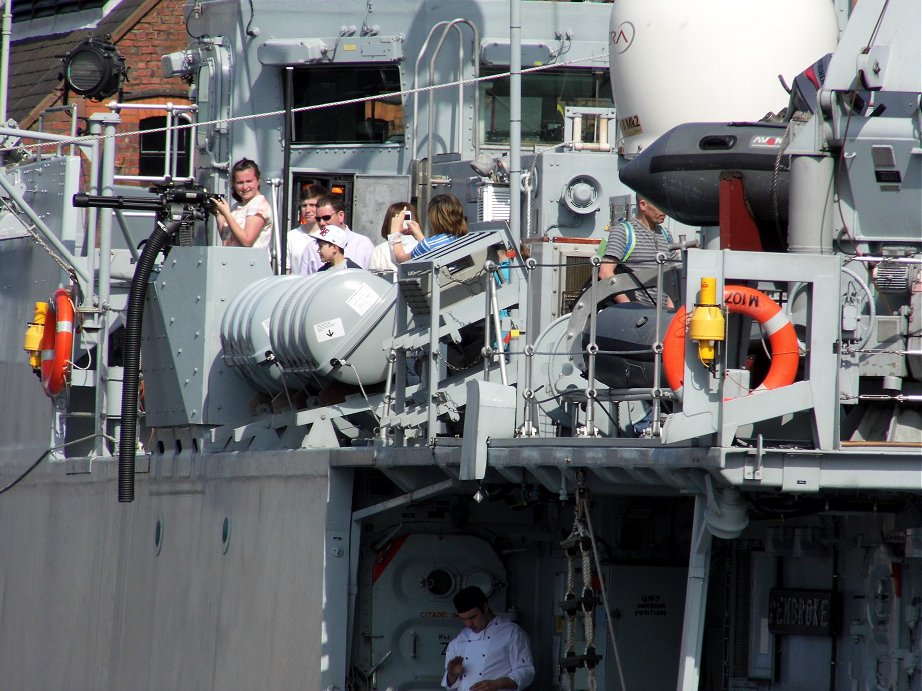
xmin=595 ymin=194 xmax=681 ymax=436
xmin=597 ymin=195 xmax=679 ymax=308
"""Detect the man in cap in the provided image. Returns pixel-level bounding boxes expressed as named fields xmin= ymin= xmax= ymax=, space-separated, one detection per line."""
xmin=309 ymin=225 xmax=361 ymax=271
xmin=442 ymin=586 xmax=534 ymax=690
xmin=597 ymin=193 xmax=679 ymax=308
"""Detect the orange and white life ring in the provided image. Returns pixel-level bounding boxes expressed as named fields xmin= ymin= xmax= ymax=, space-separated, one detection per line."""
xmin=663 ymin=285 xmax=799 ymax=396
xmin=39 ymin=288 xmax=75 ymax=397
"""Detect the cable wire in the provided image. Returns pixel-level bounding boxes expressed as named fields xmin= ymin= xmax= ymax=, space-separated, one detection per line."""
xmin=0 ymin=432 xmax=116 ymax=496
xmin=21 ymin=52 xmax=611 ymax=154
xmin=581 ymin=495 xmax=628 ymax=691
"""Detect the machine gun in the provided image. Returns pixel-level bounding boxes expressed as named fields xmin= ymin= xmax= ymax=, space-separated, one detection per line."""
xmin=73 ymin=181 xmax=225 ymax=502
xmin=73 ymin=181 xmax=220 ymax=247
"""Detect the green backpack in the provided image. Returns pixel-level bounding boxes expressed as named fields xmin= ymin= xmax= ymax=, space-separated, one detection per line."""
xmin=597 ymin=221 xmax=671 ymax=262
xmin=596 ymin=221 xmax=637 ymax=261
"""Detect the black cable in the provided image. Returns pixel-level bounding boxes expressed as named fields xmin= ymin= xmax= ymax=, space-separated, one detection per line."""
xmin=184 ymin=6 xmax=204 ymax=40
xmin=593 ymin=400 xmax=620 ymax=431
xmin=0 ymin=450 xmax=52 ymax=495
xmin=244 ymin=0 xmax=257 ymax=37
xmin=118 ymin=219 xmax=180 ymax=503
xmin=0 ymin=433 xmax=113 ymax=496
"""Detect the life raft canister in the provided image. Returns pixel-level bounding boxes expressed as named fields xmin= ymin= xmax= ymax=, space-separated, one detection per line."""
xmin=39 ymin=288 xmax=75 ymax=397
xmin=663 ymin=285 xmax=799 ymax=396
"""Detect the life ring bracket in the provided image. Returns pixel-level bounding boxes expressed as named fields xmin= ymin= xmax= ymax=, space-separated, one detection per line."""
xmin=663 ymin=285 xmax=799 ymax=397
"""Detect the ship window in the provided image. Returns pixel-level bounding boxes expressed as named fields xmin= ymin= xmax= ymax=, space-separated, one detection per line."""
xmin=291 ymin=65 xmax=404 ymax=145
xmin=139 ymin=116 xmax=191 ymax=179
xmin=478 ymin=68 xmax=612 ymax=146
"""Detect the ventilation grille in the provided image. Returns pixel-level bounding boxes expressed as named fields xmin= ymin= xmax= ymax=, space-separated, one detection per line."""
xmin=478 ymin=185 xmax=511 ymax=222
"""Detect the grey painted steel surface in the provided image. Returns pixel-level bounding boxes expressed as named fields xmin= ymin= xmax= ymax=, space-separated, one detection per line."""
xmin=142 ymin=246 xmax=272 ymax=427
xmin=0 ymin=0 xmax=919 ymax=690
xmin=0 ymin=452 xmax=334 ymax=689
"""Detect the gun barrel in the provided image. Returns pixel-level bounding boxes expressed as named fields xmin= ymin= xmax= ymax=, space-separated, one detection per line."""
xmin=72 ymin=193 xmax=165 ymax=211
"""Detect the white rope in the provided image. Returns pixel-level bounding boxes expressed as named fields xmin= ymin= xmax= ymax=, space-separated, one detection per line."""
xmin=579 ymin=527 xmax=597 ymax=691
xmin=22 ymin=52 xmax=610 ymax=153
xmin=564 ymin=528 xmax=578 ymax=691
xmin=582 ymin=497 xmax=628 ymax=691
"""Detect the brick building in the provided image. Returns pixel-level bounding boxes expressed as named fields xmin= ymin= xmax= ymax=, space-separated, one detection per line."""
xmin=7 ymin=0 xmax=191 ymax=182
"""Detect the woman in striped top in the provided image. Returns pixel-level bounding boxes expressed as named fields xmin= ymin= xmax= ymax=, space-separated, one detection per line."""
xmin=391 ymin=193 xmax=468 ymax=263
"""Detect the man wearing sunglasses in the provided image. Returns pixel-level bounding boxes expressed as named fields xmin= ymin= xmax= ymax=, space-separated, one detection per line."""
xmin=297 ymin=193 xmax=374 ymax=274
xmin=286 ymin=184 xmax=327 ymax=274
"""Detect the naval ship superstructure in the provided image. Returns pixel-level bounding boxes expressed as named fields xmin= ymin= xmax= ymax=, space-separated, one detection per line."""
xmin=0 ymin=0 xmax=919 ymax=689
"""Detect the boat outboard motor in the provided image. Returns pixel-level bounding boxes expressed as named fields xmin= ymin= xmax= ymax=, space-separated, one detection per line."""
xmin=786 ymin=53 xmax=832 ymax=117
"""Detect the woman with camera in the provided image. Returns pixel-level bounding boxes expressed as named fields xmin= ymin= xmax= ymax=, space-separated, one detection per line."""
xmin=390 ymin=194 xmax=468 ymax=264
xmin=369 ymin=201 xmax=419 ymax=273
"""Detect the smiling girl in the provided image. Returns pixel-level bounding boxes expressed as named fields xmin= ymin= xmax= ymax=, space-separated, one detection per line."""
xmin=212 ymin=158 xmax=273 ymax=249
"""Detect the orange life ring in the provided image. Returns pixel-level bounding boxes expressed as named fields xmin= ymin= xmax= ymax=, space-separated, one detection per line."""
xmin=663 ymin=285 xmax=799 ymax=396
xmin=40 ymin=288 xmax=75 ymax=397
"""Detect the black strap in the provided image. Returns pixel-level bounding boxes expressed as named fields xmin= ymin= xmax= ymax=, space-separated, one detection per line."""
xmin=617 ymin=263 xmax=658 ymax=305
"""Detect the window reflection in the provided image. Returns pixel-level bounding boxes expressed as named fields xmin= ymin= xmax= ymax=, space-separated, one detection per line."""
xmin=478 ymin=68 xmax=612 ymax=146
xmin=291 ymin=65 xmax=404 ymax=145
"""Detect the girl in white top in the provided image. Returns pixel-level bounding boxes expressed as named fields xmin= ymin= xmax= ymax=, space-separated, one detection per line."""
xmin=212 ymin=158 xmax=273 ymax=249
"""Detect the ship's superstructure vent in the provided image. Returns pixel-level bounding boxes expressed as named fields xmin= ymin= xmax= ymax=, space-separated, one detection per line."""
xmin=477 ymin=184 xmax=510 ymax=222
xmin=561 ymin=174 xmax=602 ymax=215
xmin=874 ymin=263 xmax=914 ymax=293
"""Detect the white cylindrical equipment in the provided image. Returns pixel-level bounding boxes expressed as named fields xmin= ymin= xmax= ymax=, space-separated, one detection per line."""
xmin=269 ymin=270 xmax=396 ymax=386
xmin=609 ymin=0 xmax=839 ymax=156
xmin=221 ymin=270 xmax=397 ymax=393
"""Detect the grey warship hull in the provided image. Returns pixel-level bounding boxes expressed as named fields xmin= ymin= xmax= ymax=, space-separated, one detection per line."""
xmin=0 ymin=0 xmax=919 ymax=689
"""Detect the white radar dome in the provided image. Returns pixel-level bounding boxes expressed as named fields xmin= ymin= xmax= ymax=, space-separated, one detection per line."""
xmin=609 ymin=0 xmax=839 ymax=156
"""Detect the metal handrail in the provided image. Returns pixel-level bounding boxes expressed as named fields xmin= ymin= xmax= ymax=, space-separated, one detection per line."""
xmin=105 ymin=101 xmax=199 ymax=185
xmin=410 ymin=19 xmax=480 ymax=228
